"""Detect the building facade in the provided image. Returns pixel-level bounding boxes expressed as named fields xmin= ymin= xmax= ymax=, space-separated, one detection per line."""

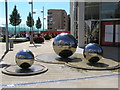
xmin=70 ymin=1 xmax=120 ymax=46
xmin=47 ymin=9 xmax=68 ymax=31
xmin=68 ymin=14 xmax=71 ymax=31
xmin=70 ymin=1 xmax=120 ymax=61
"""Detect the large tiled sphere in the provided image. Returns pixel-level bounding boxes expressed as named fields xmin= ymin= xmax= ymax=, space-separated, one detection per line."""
xmin=15 ymin=49 xmax=34 ymax=69
xmin=53 ymin=33 xmax=77 ymax=58
xmin=83 ymin=43 xmax=103 ymax=63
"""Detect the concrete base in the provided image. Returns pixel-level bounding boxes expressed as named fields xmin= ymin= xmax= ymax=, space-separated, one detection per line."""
xmin=102 ymin=46 xmax=120 ymax=62
xmin=35 ymin=53 xmax=81 ymax=64
xmin=36 ymin=53 xmax=119 ymax=70
xmin=2 ymin=64 xmax=48 ymax=76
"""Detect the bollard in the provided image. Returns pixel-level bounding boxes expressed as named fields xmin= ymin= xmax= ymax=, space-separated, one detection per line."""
xmin=9 ymin=39 xmax=13 ymax=49
xmin=30 ymin=35 xmax=32 ymax=44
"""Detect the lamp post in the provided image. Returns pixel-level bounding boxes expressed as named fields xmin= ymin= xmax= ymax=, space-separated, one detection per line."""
xmin=41 ymin=6 xmax=45 ymax=31
xmin=29 ymin=0 xmax=34 ymax=44
xmin=5 ymin=0 xmax=9 ymax=52
xmin=43 ymin=6 xmax=44 ymax=31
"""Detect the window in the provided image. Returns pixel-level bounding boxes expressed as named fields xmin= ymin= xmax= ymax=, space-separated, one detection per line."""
xmin=48 ymin=16 xmax=52 ymax=18
xmin=48 ymin=23 xmax=52 ymax=26
xmin=85 ymin=2 xmax=99 ymax=20
xmin=101 ymin=21 xmax=120 ymax=46
xmin=100 ymin=2 xmax=119 ymax=19
xmin=85 ymin=2 xmax=120 ymax=20
xmin=48 ymin=27 xmax=52 ymax=29
xmin=48 ymin=12 xmax=52 ymax=14
xmin=48 ymin=20 xmax=53 ymax=22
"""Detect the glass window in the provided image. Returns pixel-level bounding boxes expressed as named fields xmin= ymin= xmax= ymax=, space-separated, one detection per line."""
xmin=100 ymin=2 xmax=119 ymax=19
xmin=114 ymin=2 xmax=120 ymax=18
xmin=48 ymin=23 xmax=52 ymax=26
xmin=48 ymin=12 xmax=52 ymax=14
xmin=48 ymin=16 xmax=52 ymax=18
xmin=85 ymin=2 xmax=100 ymax=20
xmin=85 ymin=2 xmax=120 ymax=20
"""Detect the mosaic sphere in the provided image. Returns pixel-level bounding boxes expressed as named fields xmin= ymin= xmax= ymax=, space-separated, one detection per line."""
xmin=83 ymin=43 xmax=103 ymax=63
xmin=53 ymin=33 xmax=77 ymax=58
xmin=15 ymin=49 xmax=34 ymax=69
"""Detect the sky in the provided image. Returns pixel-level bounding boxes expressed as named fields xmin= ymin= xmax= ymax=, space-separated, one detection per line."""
xmin=0 ymin=0 xmax=70 ymax=29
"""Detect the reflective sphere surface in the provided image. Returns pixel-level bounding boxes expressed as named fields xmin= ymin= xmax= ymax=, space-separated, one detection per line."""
xmin=83 ymin=43 xmax=103 ymax=63
xmin=53 ymin=33 xmax=77 ymax=58
xmin=15 ymin=49 xmax=34 ymax=69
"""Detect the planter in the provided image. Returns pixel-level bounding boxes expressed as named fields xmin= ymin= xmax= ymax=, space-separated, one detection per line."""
xmin=44 ymin=33 xmax=52 ymax=40
xmin=33 ymin=36 xmax=44 ymax=44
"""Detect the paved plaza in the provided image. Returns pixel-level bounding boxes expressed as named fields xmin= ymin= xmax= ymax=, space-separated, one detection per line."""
xmin=0 ymin=39 xmax=119 ymax=88
xmin=0 ymin=42 xmax=6 ymax=60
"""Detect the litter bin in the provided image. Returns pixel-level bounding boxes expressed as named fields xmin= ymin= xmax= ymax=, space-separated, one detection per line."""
xmin=9 ymin=39 xmax=13 ymax=49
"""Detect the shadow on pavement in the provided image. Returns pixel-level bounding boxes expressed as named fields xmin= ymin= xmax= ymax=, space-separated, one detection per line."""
xmin=87 ymin=62 xmax=109 ymax=68
xmin=0 ymin=50 xmax=11 ymax=68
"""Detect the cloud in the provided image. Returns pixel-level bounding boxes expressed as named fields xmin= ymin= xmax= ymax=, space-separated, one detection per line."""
xmin=21 ymin=21 xmax=26 ymax=25
xmin=44 ymin=16 xmax=47 ymax=19
xmin=44 ymin=15 xmax=48 ymax=29
xmin=0 ymin=0 xmax=4 ymax=2
xmin=6 ymin=0 xmax=70 ymax=2
xmin=40 ymin=9 xmax=43 ymax=12
xmin=0 ymin=18 xmax=6 ymax=25
xmin=0 ymin=17 xmax=10 ymax=25
xmin=34 ymin=14 xmax=38 ymax=16
xmin=33 ymin=9 xmax=38 ymax=12
xmin=27 ymin=0 xmax=31 ymax=2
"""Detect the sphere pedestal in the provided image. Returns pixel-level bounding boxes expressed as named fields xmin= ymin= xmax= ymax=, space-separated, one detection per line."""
xmin=2 ymin=64 xmax=48 ymax=76
xmin=35 ymin=53 xmax=82 ymax=64
xmin=36 ymin=53 xmax=119 ymax=70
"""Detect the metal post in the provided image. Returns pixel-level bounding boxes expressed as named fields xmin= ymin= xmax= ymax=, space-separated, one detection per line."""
xmin=5 ymin=0 xmax=9 ymax=52
xmin=43 ymin=6 xmax=44 ymax=31
xmin=30 ymin=0 xmax=33 ymax=44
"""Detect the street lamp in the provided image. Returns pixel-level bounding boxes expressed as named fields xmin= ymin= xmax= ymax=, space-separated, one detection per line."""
xmin=41 ymin=6 xmax=45 ymax=31
xmin=28 ymin=0 xmax=34 ymax=44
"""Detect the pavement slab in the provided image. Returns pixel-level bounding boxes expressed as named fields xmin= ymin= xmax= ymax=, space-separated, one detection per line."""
xmin=0 ymin=39 xmax=119 ymax=88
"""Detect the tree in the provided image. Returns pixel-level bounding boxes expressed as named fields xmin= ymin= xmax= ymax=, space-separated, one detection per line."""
xmin=9 ymin=5 xmax=21 ymax=38
xmin=36 ymin=17 xmax=42 ymax=30
xmin=26 ymin=12 xmax=34 ymax=34
xmin=84 ymin=22 xmax=91 ymax=44
xmin=91 ymin=22 xmax=99 ymax=43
